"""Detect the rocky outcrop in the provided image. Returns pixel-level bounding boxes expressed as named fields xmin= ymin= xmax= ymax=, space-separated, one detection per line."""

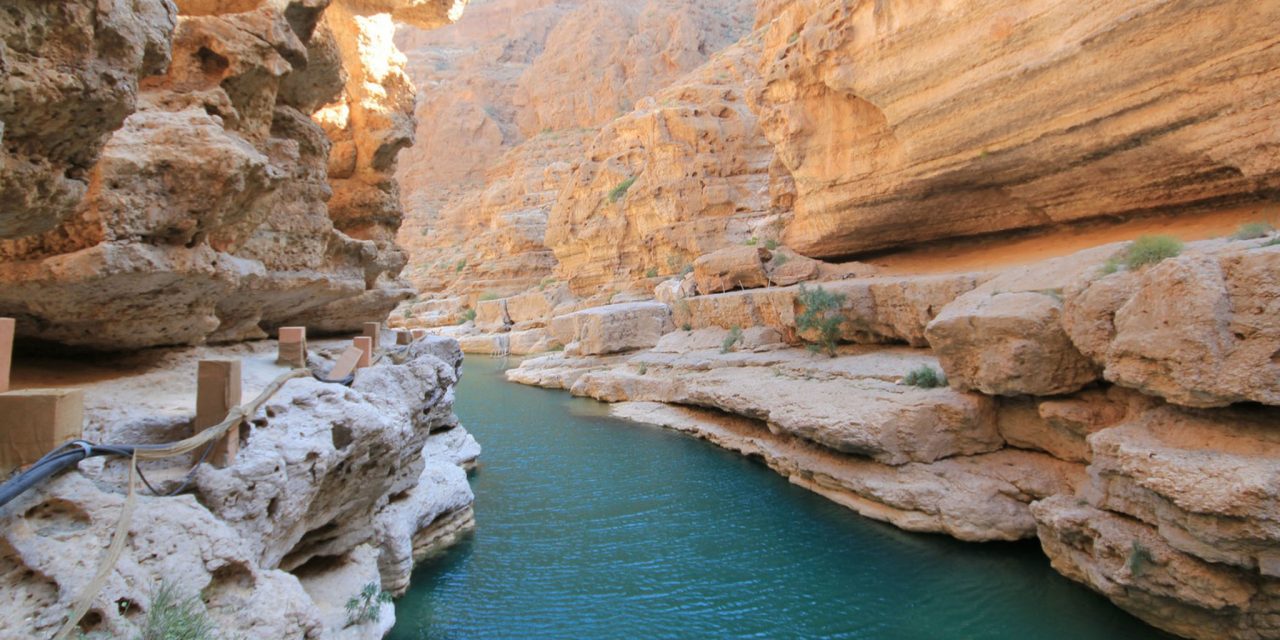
xmin=550 ymin=301 xmax=673 ymax=356
xmin=692 ymin=245 xmax=772 ymax=294
xmin=751 ymin=1 xmax=1280 ymax=258
xmin=0 ymin=337 xmax=478 ymax=639
xmin=1064 ymin=239 xmax=1280 ymax=408
xmin=0 ymin=0 xmax=177 ymax=239
xmin=0 ymin=0 xmax=465 ymax=349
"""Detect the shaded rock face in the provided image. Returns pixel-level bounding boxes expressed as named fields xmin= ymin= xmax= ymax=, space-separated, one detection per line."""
xmin=751 ymin=0 xmax=1280 ymax=258
xmin=0 ymin=0 xmax=177 ymax=239
xmin=0 ymin=0 xmax=465 ymax=349
xmin=0 ymin=338 xmax=478 ymax=639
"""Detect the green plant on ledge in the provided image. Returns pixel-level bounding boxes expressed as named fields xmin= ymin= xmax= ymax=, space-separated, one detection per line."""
xmin=137 ymin=581 xmax=220 ymax=640
xmin=645 ymin=266 xmax=659 ymax=278
xmin=744 ymin=237 xmax=758 ymax=246
xmin=459 ymin=308 xmax=476 ymax=324
xmin=903 ymin=365 xmax=947 ymax=389
xmin=608 ymin=176 xmax=637 ymax=203
xmin=1100 ymin=234 xmax=1184 ymax=274
xmin=721 ymin=325 xmax=743 ymax=353
xmin=764 ymin=238 xmax=779 ymax=250
xmin=1231 ymin=222 xmax=1274 ymax=241
xmin=1127 ymin=540 xmax=1154 ymax=577
xmin=454 ymin=259 xmax=467 ymax=273
xmin=346 ymin=582 xmax=392 ymax=626
xmin=478 ymin=292 xmax=499 ymax=301
xmin=796 ymin=285 xmax=846 ymax=357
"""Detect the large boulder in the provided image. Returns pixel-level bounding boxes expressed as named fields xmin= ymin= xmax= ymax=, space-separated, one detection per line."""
xmin=549 ymin=301 xmax=674 ymax=355
xmin=693 ymin=245 xmax=772 ymax=294
xmin=926 ymin=248 xmax=1113 ymax=395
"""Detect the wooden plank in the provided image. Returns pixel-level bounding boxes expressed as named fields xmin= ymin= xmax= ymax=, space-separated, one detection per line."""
xmin=0 ymin=388 xmax=84 ymax=475
xmin=329 ymin=345 xmax=364 ymax=380
xmin=353 ymin=336 xmax=373 ymax=369
xmin=0 ymin=318 xmax=13 ymax=393
xmin=196 ymin=360 xmax=242 ymax=468
xmin=362 ymin=322 xmax=381 ymax=347
xmin=277 ymin=326 xmax=307 ymax=368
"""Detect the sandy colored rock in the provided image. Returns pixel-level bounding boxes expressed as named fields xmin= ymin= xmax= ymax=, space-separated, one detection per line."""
xmin=751 ymin=1 xmax=1280 ymax=258
xmin=1086 ymin=406 xmax=1280 ymax=575
xmin=1104 ymin=245 xmax=1280 ymax=407
xmin=997 ymin=387 xmax=1159 ymax=463
xmin=546 ymin=34 xmax=788 ymax=294
xmin=692 ymin=245 xmax=772 ymax=294
xmin=765 ymin=249 xmax=821 ymax=287
xmin=926 ymin=248 xmax=1115 ymax=395
xmin=613 ymin=401 xmax=1081 ymax=542
xmin=474 ymin=298 xmax=511 ymax=332
xmin=1032 ymin=496 xmax=1280 ymax=640
xmin=549 ymin=301 xmax=674 ymax=356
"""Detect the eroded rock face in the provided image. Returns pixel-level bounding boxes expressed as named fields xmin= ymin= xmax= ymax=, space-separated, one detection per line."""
xmin=926 ymin=248 xmax=1113 ymax=396
xmin=0 ymin=338 xmax=477 ymax=639
xmin=751 ymin=0 xmax=1280 ymax=258
xmin=0 ymin=0 xmax=177 ymax=239
xmin=0 ymin=0 xmax=464 ymax=349
xmin=1033 ymin=497 xmax=1280 ymax=640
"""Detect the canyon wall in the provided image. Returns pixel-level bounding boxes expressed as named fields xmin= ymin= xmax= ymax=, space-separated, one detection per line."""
xmin=0 ymin=0 xmax=465 ymax=350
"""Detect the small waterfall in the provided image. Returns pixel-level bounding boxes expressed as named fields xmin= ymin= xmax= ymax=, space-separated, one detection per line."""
xmin=494 ymin=333 xmax=510 ymax=357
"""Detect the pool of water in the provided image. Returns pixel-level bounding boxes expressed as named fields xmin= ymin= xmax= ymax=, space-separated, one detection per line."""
xmin=389 ymin=357 xmax=1170 ymax=639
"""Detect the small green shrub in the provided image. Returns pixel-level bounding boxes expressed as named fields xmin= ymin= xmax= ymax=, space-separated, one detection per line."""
xmin=764 ymin=238 xmax=779 ymax=250
xmin=903 ymin=365 xmax=947 ymax=389
xmin=454 ymin=259 xmax=467 ymax=273
xmin=796 ymin=285 xmax=846 ymax=357
xmin=744 ymin=237 xmax=758 ymax=246
xmin=1231 ymin=222 xmax=1274 ymax=241
xmin=787 ymin=32 xmax=799 ymax=44
xmin=680 ymin=263 xmax=694 ymax=277
xmin=608 ymin=176 xmax=637 ymax=203
xmin=772 ymin=253 xmax=790 ymax=267
xmin=721 ymin=325 xmax=743 ymax=353
xmin=136 ymin=581 xmax=219 ymax=640
xmin=645 ymin=267 xmax=658 ymax=278
xmin=1099 ymin=258 xmax=1120 ymax=276
xmin=1124 ymin=235 xmax=1183 ymax=270
xmin=478 ymin=292 xmax=499 ymax=301
xmin=1127 ymin=540 xmax=1154 ymax=577
xmin=636 ymin=362 xmax=648 ymax=375
xmin=681 ymin=322 xmax=692 ymax=332
xmin=345 ymin=582 xmax=393 ymax=626
xmin=459 ymin=308 xmax=476 ymax=324
xmin=401 ymin=308 xmax=413 ymax=319
xmin=1265 ymin=237 xmax=1280 ymax=247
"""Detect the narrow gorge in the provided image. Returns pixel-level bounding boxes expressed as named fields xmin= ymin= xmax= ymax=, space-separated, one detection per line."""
xmin=1 ymin=0 xmax=1278 ymax=639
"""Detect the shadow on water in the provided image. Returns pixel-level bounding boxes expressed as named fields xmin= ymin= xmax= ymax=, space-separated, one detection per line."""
xmin=390 ymin=357 xmax=1174 ymax=640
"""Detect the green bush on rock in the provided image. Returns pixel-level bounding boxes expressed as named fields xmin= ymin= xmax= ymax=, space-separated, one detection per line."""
xmin=796 ymin=285 xmax=845 ymax=357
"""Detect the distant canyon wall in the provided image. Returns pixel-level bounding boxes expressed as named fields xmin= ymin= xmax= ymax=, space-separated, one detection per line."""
xmin=0 ymin=0 xmax=467 ymax=350
xmin=397 ymin=0 xmax=1280 ymax=298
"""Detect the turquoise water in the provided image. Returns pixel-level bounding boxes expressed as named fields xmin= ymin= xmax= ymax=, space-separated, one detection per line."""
xmin=389 ymin=357 xmax=1169 ymax=639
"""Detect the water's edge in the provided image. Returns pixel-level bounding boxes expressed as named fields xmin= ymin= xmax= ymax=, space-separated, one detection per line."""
xmin=390 ymin=357 xmax=1170 ymax=639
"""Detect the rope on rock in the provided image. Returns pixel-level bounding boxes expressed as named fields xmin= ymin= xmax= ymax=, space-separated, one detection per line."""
xmin=52 ymin=367 xmax=312 ymax=640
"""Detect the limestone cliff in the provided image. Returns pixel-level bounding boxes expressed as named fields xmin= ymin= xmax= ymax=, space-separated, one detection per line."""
xmin=0 ymin=0 xmax=465 ymax=350
xmin=751 ymin=0 xmax=1280 ymax=258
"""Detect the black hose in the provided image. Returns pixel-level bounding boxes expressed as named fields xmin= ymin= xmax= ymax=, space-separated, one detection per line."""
xmin=0 ymin=361 xmax=368 ymax=510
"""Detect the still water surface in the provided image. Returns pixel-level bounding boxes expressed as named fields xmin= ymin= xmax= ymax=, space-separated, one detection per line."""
xmin=390 ymin=357 xmax=1169 ymax=639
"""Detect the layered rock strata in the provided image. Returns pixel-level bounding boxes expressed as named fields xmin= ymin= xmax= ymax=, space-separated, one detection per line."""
xmin=751 ymin=0 xmax=1280 ymax=258
xmin=503 ymin=237 xmax=1280 ymax=640
xmin=0 ymin=0 xmax=465 ymax=349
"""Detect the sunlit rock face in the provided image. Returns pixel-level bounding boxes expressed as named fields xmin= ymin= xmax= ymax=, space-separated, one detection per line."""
xmin=750 ymin=0 xmax=1280 ymax=259
xmin=394 ymin=0 xmax=757 ymax=298
xmin=0 ymin=0 xmax=465 ymax=349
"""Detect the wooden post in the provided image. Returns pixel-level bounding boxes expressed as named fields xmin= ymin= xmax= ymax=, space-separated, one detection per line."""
xmin=328 ymin=345 xmax=364 ymax=380
xmin=277 ymin=326 xmax=307 ymax=368
xmin=353 ymin=336 xmax=373 ymax=369
xmin=0 ymin=389 xmax=84 ymax=475
xmin=395 ymin=330 xmax=412 ymax=346
xmin=0 ymin=318 xmax=13 ymax=393
xmin=362 ymin=322 xmax=381 ymax=347
xmin=196 ymin=360 xmax=242 ymax=468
